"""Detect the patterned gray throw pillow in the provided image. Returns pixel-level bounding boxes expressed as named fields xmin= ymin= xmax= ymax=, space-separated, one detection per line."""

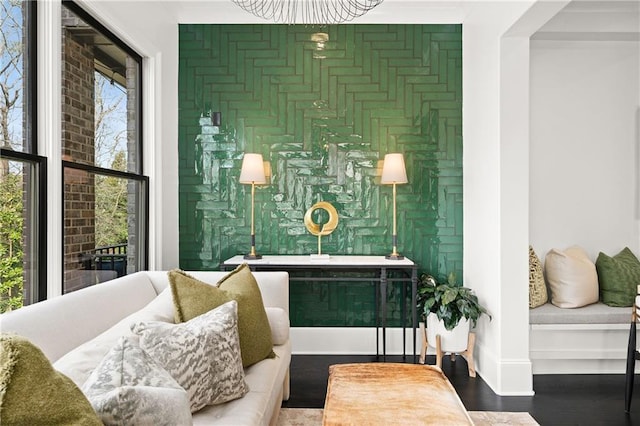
xmin=81 ymin=336 xmax=192 ymax=426
xmin=132 ymin=300 xmax=249 ymax=412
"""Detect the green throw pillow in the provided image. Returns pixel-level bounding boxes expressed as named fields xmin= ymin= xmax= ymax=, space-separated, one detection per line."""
xmin=596 ymin=247 xmax=640 ymax=307
xmin=168 ymin=264 xmax=275 ymax=367
xmin=0 ymin=333 xmax=102 ymax=426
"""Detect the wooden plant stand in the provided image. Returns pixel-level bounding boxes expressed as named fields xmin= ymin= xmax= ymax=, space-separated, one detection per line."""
xmin=418 ymin=322 xmax=477 ymax=377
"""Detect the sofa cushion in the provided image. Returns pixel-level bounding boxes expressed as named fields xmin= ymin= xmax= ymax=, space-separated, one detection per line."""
xmin=54 ymin=287 xmax=175 ymax=388
xmin=545 ymin=246 xmax=599 ymax=308
xmin=82 ymin=336 xmax=191 ymax=425
xmin=0 ymin=271 xmax=160 ymax=364
xmin=132 ymin=300 xmax=248 ymax=412
xmin=190 ymin=341 xmax=292 ymax=425
xmin=0 ymin=333 xmax=102 ymax=426
xmin=169 ymin=264 xmax=275 ymax=367
xmin=596 ymin=247 xmax=640 ymax=307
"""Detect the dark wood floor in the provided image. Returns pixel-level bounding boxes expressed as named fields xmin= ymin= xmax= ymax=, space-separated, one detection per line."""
xmin=281 ymin=354 xmax=640 ymax=426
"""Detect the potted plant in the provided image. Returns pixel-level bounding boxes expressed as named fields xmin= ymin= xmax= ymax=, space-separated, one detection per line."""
xmin=417 ymin=272 xmax=490 ymax=373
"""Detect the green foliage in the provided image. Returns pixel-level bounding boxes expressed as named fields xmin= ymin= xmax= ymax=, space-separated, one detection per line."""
xmin=0 ymin=172 xmax=24 ymax=313
xmin=95 ymin=151 xmax=128 ymax=247
xmin=416 ymin=273 xmax=491 ymax=331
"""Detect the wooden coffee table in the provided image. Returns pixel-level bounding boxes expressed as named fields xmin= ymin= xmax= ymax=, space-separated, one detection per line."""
xmin=322 ymin=363 xmax=473 ymax=425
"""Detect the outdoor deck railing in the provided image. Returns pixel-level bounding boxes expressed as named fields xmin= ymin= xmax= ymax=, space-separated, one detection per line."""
xmin=92 ymin=243 xmax=127 ymax=277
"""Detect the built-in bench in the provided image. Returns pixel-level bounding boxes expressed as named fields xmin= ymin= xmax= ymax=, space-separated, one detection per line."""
xmin=529 ymin=302 xmax=635 ymax=374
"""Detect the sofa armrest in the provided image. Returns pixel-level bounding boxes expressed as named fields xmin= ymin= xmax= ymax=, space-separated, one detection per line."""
xmin=266 ymin=307 xmax=290 ymax=345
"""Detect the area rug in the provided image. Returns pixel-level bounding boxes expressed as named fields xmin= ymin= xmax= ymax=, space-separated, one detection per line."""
xmin=277 ymin=408 xmax=540 ymax=426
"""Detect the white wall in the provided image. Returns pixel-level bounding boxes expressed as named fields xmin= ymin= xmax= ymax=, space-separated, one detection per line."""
xmin=530 ymin=39 xmax=640 ymax=262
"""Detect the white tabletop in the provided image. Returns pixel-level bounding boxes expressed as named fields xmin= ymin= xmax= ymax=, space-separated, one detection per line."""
xmin=222 ymin=255 xmax=415 ymax=267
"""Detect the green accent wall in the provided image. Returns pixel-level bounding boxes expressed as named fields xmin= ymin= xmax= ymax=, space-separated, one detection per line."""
xmin=178 ymin=24 xmax=462 ymax=327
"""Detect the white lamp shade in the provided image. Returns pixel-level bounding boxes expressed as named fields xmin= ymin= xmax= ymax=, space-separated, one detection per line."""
xmin=380 ymin=153 xmax=408 ymax=184
xmin=239 ymin=153 xmax=267 ymax=184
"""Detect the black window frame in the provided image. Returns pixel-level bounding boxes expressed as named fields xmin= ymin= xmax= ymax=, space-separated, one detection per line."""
xmin=60 ymin=1 xmax=148 ymax=288
xmin=0 ymin=0 xmax=47 ymax=304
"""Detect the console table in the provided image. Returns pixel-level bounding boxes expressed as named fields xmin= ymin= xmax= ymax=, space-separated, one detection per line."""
xmin=221 ymin=255 xmax=418 ymax=361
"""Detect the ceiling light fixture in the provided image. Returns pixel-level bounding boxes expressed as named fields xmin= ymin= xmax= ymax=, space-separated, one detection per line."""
xmin=230 ymin=0 xmax=384 ymax=25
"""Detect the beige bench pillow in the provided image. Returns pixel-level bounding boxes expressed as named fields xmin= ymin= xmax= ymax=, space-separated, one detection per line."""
xmin=545 ymin=246 xmax=598 ymax=308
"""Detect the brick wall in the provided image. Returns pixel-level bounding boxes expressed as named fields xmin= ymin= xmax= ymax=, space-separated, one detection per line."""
xmin=61 ymin=11 xmax=96 ymax=291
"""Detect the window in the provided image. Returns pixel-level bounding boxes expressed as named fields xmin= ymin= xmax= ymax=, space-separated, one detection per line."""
xmin=61 ymin=1 xmax=147 ymax=293
xmin=0 ymin=0 xmax=45 ymax=313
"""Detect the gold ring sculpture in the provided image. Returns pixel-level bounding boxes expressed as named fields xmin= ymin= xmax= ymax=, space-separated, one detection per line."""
xmin=304 ymin=201 xmax=339 ymax=256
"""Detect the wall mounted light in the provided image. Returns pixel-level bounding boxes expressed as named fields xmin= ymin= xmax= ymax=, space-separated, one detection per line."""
xmin=239 ymin=153 xmax=267 ymax=259
xmin=380 ymin=153 xmax=408 ymax=260
xmin=212 ymin=112 xmax=221 ymax=126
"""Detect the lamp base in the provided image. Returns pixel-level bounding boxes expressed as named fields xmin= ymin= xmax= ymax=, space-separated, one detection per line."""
xmin=310 ymin=254 xmax=330 ymax=260
xmin=385 ymin=254 xmax=405 ymax=260
xmin=243 ymin=254 xmax=263 ymax=260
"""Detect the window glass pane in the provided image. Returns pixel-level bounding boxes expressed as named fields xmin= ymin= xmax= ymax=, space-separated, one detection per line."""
xmin=61 ymin=4 xmax=140 ymax=173
xmin=63 ymin=168 xmax=143 ymax=293
xmin=1 ymin=0 xmax=30 ymax=153
xmin=60 ymin=2 xmax=145 ymax=295
xmin=0 ymin=160 xmax=39 ymax=312
xmin=0 ymin=0 xmax=39 ymax=314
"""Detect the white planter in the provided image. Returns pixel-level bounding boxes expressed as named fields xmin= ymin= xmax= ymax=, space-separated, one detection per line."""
xmin=426 ymin=312 xmax=470 ymax=353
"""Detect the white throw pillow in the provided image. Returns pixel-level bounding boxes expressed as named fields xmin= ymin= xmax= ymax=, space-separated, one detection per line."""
xmin=81 ymin=336 xmax=192 ymax=426
xmin=131 ymin=300 xmax=248 ymax=412
xmin=265 ymin=307 xmax=290 ymax=345
xmin=54 ymin=287 xmax=175 ymax=388
xmin=545 ymin=246 xmax=599 ymax=308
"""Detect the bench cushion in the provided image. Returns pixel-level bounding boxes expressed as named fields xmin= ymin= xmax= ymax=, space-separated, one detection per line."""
xmin=530 ymin=302 xmax=631 ymax=324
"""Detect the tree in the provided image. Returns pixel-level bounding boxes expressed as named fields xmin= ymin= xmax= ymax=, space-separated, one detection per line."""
xmin=0 ymin=172 xmax=23 ymax=312
xmin=95 ymin=151 xmax=128 ymax=247
xmin=1 ymin=3 xmax=130 ymax=309
xmin=1 ymin=0 xmax=24 ymax=155
xmin=94 ymin=72 xmax=129 ymax=248
xmin=0 ymin=0 xmax=25 ymax=312
xmin=94 ymin=73 xmax=126 ymax=168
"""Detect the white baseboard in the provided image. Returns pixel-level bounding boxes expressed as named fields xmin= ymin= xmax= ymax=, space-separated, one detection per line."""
xmin=291 ymin=327 xmax=536 ymax=395
xmin=474 ymin=340 xmax=534 ymax=396
xmin=290 ymin=327 xmax=423 ymax=356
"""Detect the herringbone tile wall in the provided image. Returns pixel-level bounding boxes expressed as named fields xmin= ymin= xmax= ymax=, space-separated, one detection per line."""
xmin=178 ymin=24 xmax=462 ymax=326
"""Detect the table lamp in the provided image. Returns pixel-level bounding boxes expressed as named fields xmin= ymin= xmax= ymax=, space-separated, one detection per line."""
xmin=240 ymin=153 xmax=266 ymax=259
xmin=380 ymin=153 xmax=408 ymax=260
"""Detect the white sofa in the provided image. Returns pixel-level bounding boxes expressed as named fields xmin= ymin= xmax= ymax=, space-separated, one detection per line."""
xmin=1 ymin=270 xmax=291 ymax=426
